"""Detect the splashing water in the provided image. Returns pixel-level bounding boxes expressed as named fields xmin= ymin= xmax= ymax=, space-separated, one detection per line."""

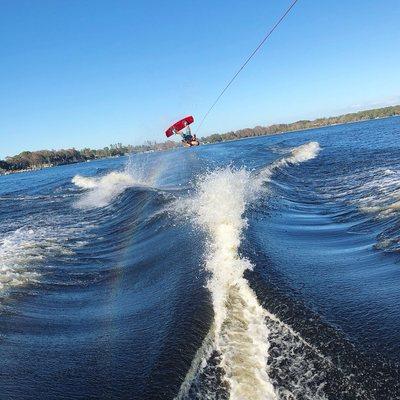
xmin=72 ymin=154 xmax=167 ymax=209
xmin=72 ymin=171 xmax=136 ymax=209
xmin=0 ymin=226 xmax=75 ymax=295
xmin=176 ymin=142 xmax=321 ymax=400
xmin=288 ymin=142 xmax=320 ymax=164
xmin=195 ymin=168 xmax=276 ymax=399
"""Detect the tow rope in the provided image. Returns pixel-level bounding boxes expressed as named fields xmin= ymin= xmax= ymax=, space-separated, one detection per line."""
xmin=195 ymin=0 xmax=299 ymax=135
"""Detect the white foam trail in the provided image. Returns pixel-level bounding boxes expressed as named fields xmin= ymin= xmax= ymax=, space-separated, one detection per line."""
xmin=325 ymin=167 xmax=400 ymax=218
xmin=0 ymin=228 xmax=40 ymax=292
xmin=357 ymin=169 xmax=400 ymax=216
xmin=176 ymin=142 xmax=321 ymax=400
xmin=0 ymin=227 xmax=73 ymax=293
xmin=196 ymin=168 xmax=276 ymax=399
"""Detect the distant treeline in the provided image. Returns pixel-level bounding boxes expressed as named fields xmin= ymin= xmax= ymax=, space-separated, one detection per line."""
xmin=1 ymin=105 xmax=399 ymax=174
xmin=0 ymin=141 xmax=178 ymax=173
xmin=199 ymin=105 xmax=400 ymax=144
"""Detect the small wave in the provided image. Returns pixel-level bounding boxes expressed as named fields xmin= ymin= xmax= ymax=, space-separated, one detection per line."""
xmin=288 ymin=141 xmax=321 ymax=164
xmin=268 ymin=141 xmax=321 ymax=162
xmin=72 ymin=171 xmax=136 ymax=209
xmin=72 ymin=153 xmax=167 ymax=209
xmin=176 ymin=142 xmax=322 ymax=400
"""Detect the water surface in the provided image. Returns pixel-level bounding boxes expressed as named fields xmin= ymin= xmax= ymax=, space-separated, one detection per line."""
xmin=1 ymin=117 xmax=400 ymax=399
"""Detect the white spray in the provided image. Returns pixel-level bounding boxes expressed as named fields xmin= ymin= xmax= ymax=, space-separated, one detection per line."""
xmin=72 ymin=154 xmax=165 ymax=209
xmin=72 ymin=172 xmax=136 ymax=209
xmin=177 ymin=142 xmax=321 ymax=400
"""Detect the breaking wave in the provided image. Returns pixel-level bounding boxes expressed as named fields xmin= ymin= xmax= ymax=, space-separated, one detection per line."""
xmin=72 ymin=154 xmax=167 ymax=209
xmin=176 ymin=142 xmax=321 ymax=399
xmin=72 ymin=171 xmax=136 ymax=209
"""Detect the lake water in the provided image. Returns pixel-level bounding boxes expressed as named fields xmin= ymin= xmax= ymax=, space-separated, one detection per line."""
xmin=1 ymin=117 xmax=399 ymax=399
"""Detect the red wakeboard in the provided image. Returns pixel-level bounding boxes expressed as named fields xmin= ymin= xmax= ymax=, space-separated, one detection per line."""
xmin=165 ymin=116 xmax=194 ymax=137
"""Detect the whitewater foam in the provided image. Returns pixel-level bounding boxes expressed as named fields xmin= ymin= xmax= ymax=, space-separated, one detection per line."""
xmin=256 ymin=141 xmax=320 ymax=184
xmin=356 ymin=169 xmax=400 ymax=216
xmin=0 ymin=228 xmax=40 ymax=292
xmin=0 ymin=226 xmax=74 ymax=294
xmin=72 ymin=171 xmax=136 ymax=209
xmin=72 ymin=154 xmax=166 ymax=209
xmin=322 ymin=166 xmax=400 ymax=218
xmin=195 ymin=168 xmax=276 ymax=399
xmin=287 ymin=141 xmax=320 ymax=164
xmin=176 ymin=142 xmax=321 ymax=400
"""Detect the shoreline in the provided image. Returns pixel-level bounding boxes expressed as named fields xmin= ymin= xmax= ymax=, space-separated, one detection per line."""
xmin=1 ymin=111 xmax=399 ymax=177
xmin=0 ymin=155 xmax=127 ymax=177
xmin=196 ymin=114 xmax=399 ymax=149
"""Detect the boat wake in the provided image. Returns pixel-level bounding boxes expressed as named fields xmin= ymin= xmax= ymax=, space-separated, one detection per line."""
xmin=3 ymin=118 xmax=400 ymax=400
xmin=72 ymin=154 xmax=165 ymax=209
xmin=0 ymin=218 xmax=86 ymax=298
xmin=317 ymin=163 xmax=400 ymax=252
xmin=72 ymin=171 xmax=136 ymax=209
xmin=176 ymin=142 xmax=323 ymax=399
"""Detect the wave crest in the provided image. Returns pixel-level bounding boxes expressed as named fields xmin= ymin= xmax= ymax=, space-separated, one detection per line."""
xmin=72 ymin=171 xmax=135 ymax=209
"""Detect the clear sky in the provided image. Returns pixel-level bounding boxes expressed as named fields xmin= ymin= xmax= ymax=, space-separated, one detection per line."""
xmin=1 ymin=0 xmax=399 ymax=158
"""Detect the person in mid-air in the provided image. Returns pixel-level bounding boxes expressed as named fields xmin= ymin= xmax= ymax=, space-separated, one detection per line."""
xmin=173 ymin=121 xmax=198 ymax=146
xmin=165 ymin=115 xmax=199 ymax=147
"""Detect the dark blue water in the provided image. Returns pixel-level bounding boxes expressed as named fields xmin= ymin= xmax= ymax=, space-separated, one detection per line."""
xmin=1 ymin=117 xmax=399 ymax=399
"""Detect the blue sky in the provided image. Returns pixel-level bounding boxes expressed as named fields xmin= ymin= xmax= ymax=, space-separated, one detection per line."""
xmin=1 ymin=0 xmax=399 ymax=158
